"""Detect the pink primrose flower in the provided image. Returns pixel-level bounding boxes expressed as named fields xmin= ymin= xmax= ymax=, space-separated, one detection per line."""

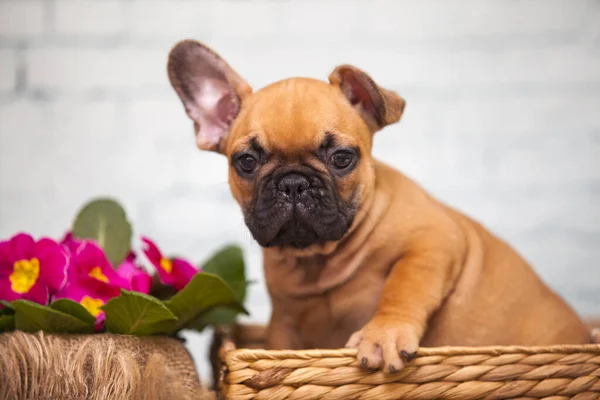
xmin=0 ymin=233 xmax=68 ymax=305
xmin=141 ymin=237 xmax=198 ymax=291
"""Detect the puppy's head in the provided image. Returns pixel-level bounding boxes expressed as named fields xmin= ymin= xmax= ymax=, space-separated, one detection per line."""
xmin=168 ymin=40 xmax=405 ymax=252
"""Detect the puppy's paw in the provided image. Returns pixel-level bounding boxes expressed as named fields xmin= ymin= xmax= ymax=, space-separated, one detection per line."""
xmin=346 ymin=318 xmax=419 ymax=373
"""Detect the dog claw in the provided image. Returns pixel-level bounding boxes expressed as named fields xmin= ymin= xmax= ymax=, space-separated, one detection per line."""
xmin=401 ymin=350 xmax=417 ymax=362
xmin=361 ymin=357 xmax=368 ymax=369
xmin=389 ymin=364 xmax=398 ymax=374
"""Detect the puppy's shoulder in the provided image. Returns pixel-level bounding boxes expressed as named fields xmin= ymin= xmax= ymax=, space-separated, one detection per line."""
xmin=374 ymin=160 xmax=448 ymax=219
xmin=373 ymin=160 xmax=471 ymax=250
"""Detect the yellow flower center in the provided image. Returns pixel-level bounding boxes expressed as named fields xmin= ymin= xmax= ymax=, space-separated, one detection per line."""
xmin=80 ymin=296 xmax=104 ymax=317
xmin=9 ymin=258 xmax=40 ymax=294
xmin=88 ymin=266 xmax=109 ymax=283
xmin=160 ymin=258 xmax=173 ymax=274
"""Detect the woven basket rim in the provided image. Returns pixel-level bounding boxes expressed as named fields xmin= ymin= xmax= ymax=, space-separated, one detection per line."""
xmin=225 ymin=343 xmax=600 ymax=363
xmin=220 ymin=322 xmax=600 ymax=363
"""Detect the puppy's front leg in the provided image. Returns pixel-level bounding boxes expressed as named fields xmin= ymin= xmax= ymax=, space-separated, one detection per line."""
xmin=347 ymin=238 xmax=461 ymax=373
xmin=266 ymin=309 xmax=302 ymax=350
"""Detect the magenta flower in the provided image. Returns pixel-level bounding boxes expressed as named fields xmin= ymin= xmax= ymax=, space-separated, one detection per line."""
xmin=141 ymin=237 xmax=198 ymax=291
xmin=54 ymin=241 xmax=127 ymax=321
xmin=60 ymin=231 xmax=81 ymax=254
xmin=116 ymin=257 xmax=152 ymax=294
xmin=55 ymin=277 xmax=120 ymax=325
xmin=68 ymin=241 xmax=129 ymax=288
xmin=62 ymin=234 xmax=150 ymax=293
xmin=123 ymin=250 xmax=136 ymax=263
xmin=0 ymin=233 xmax=68 ymax=305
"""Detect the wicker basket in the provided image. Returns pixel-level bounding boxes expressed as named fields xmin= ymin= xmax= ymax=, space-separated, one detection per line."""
xmin=211 ymin=322 xmax=600 ymax=400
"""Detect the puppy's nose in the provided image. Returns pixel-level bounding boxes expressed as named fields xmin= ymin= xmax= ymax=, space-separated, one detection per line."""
xmin=277 ymin=173 xmax=310 ymax=199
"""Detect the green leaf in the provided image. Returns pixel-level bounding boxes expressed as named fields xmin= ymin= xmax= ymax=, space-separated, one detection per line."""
xmin=187 ymin=306 xmax=242 ymax=331
xmin=199 ymin=246 xmax=249 ymax=327
xmin=0 ymin=300 xmax=14 ymax=312
xmin=0 ymin=315 xmax=15 ymax=332
xmin=165 ymin=272 xmax=247 ymax=332
xmin=72 ymin=198 xmax=132 ymax=268
xmin=102 ymin=290 xmax=178 ymax=335
xmin=0 ymin=301 xmax=14 ymax=328
xmin=12 ymin=300 xmax=95 ymax=334
xmin=50 ymin=299 xmax=96 ymax=325
xmin=193 ymin=281 xmax=251 ymax=328
xmin=202 ymin=245 xmax=247 ymax=301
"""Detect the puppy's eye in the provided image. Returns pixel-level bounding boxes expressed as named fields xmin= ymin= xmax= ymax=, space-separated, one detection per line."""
xmin=331 ymin=151 xmax=354 ymax=170
xmin=237 ymin=154 xmax=258 ymax=173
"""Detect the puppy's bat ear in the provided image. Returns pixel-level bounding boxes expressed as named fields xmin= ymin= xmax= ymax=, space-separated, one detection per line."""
xmin=168 ymin=40 xmax=252 ymax=153
xmin=329 ymin=65 xmax=405 ymax=132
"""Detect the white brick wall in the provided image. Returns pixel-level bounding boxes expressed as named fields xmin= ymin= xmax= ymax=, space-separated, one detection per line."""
xmin=0 ymin=49 xmax=16 ymax=91
xmin=27 ymin=48 xmax=167 ymax=90
xmin=0 ymin=1 xmax=45 ymax=38
xmin=54 ymin=0 xmax=124 ymax=36
xmin=365 ymin=0 xmax=597 ymax=37
xmin=0 ymin=0 xmax=598 ymax=383
xmin=127 ymin=1 xmax=216 ymax=39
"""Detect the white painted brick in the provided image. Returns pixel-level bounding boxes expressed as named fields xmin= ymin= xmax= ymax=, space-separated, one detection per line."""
xmin=0 ymin=100 xmax=139 ymax=202
xmin=344 ymin=46 xmax=600 ymax=88
xmin=54 ymin=0 xmax=124 ymax=36
xmin=128 ymin=99 xmax=230 ymax=190
xmin=0 ymin=187 xmax=79 ymax=239
xmin=128 ymin=98 xmax=192 ymax=150
xmin=520 ymin=237 xmax=599 ymax=315
xmin=438 ymin=183 xmax=600 ymax=241
xmin=515 ymin=232 xmax=599 ymax=284
xmin=202 ymin=43 xmax=600 ymax=93
xmin=0 ymin=99 xmax=138 ymax=235
xmin=487 ymin=137 xmax=599 ymax=185
xmin=27 ymin=47 xmax=169 ymax=89
xmin=150 ymin=196 xmax=240 ymax=246
xmin=210 ymin=44 xmax=344 ymax=89
xmin=0 ymin=0 xmax=45 ymax=37
xmin=376 ymin=97 xmax=600 ymax=189
xmin=365 ymin=0 xmax=596 ymax=39
xmin=436 ymin=98 xmax=600 ymax=136
xmin=0 ymin=100 xmax=46 ymax=172
xmin=281 ymin=0 xmax=361 ymax=36
xmin=452 ymin=98 xmax=600 ymax=185
xmin=0 ymin=50 xmax=17 ymax=91
xmin=127 ymin=0 xmax=215 ymax=38
xmin=212 ymin=1 xmax=280 ymax=37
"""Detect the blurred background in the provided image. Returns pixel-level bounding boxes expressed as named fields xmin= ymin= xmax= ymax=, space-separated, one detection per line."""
xmin=0 ymin=0 xmax=598 ymax=383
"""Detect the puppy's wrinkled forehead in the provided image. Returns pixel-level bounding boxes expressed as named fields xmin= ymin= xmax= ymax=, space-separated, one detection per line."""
xmin=226 ymin=78 xmax=369 ymax=156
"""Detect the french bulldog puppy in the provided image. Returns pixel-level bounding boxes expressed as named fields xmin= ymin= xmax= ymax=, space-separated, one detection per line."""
xmin=168 ymin=40 xmax=591 ymax=373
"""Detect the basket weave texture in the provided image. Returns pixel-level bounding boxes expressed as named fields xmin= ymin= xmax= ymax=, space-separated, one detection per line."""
xmin=0 ymin=330 xmax=215 ymax=400
xmin=213 ymin=324 xmax=600 ymax=400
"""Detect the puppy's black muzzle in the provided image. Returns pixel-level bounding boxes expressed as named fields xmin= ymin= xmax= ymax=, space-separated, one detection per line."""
xmin=245 ymin=166 xmax=356 ymax=248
